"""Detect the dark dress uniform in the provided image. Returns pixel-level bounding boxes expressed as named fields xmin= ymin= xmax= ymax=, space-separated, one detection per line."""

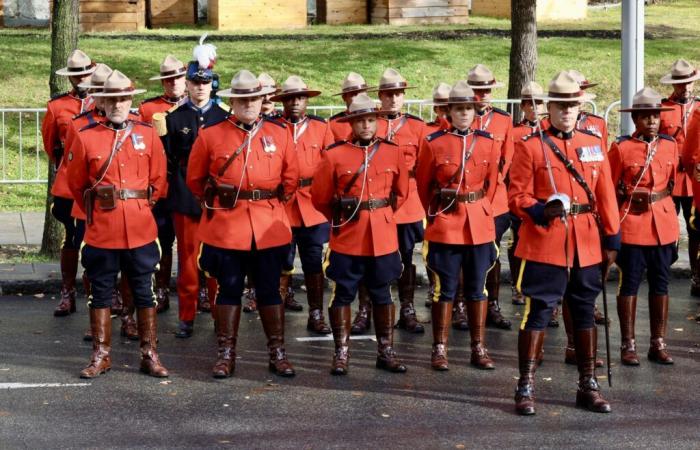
xmin=160 ymin=99 xmax=228 ymax=335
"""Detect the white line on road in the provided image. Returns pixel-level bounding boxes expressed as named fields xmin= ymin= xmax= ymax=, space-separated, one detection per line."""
xmin=0 ymin=383 xmax=91 ymax=389
xmin=295 ymin=336 xmax=377 ymax=342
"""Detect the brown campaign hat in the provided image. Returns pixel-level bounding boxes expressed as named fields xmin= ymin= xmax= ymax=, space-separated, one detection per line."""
xmin=78 ymin=64 xmax=113 ymax=90
xmin=372 ymin=68 xmax=416 ymax=92
xmin=467 ymin=64 xmax=505 ymax=89
xmin=520 ymin=81 xmax=544 ymax=100
xmin=218 ymin=70 xmax=278 ymax=98
xmin=55 ymin=50 xmax=97 ymax=77
xmin=333 ymin=72 xmax=369 ymax=96
xmin=337 ymin=93 xmax=384 ymax=122
xmin=91 ymin=70 xmax=146 ymax=97
xmin=660 ymin=59 xmax=700 ymax=84
xmin=149 ymin=55 xmax=187 ymax=81
xmin=537 ymin=71 xmax=595 ymax=103
xmin=567 ymin=70 xmax=598 ymax=90
xmin=423 ymin=82 xmax=452 ymax=105
xmin=269 ymin=75 xmax=321 ymax=102
xmin=446 ymin=80 xmax=483 ymax=105
xmin=257 ymin=72 xmax=279 ymax=92
xmin=619 ymin=87 xmax=674 ymax=112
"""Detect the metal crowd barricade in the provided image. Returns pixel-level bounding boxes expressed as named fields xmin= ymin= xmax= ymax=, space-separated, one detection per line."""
xmin=0 ymin=98 xmax=599 ymax=184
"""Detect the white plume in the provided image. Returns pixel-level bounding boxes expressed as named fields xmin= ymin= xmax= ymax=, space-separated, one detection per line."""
xmin=193 ymin=34 xmax=217 ymax=70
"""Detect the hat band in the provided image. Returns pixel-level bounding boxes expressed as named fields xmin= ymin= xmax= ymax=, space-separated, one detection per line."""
xmin=449 ymin=96 xmax=477 ymax=103
xmin=433 ymin=97 xmax=449 ymax=102
xmin=160 ymin=67 xmax=187 ymax=77
xmin=469 ymin=79 xmax=496 ymax=87
xmin=279 ymin=87 xmax=311 ymax=96
xmin=233 ymin=86 xmax=263 ymax=95
xmin=68 ymin=63 xmax=96 ymax=73
xmin=548 ymin=91 xmax=585 ymax=99
xmin=103 ymin=85 xmax=136 ymax=94
xmin=521 ymin=95 xmax=543 ymax=101
xmin=631 ymin=103 xmax=665 ymax=109
xmin=378 ymin=82 xmax=407 ymax=90
xmin=672 ymin=69 xmax=698 ymax=80
xmin=343 ymin=84 xmax=367 ymax=93
xmin=348 ymin=108 xmax=378 ymax=116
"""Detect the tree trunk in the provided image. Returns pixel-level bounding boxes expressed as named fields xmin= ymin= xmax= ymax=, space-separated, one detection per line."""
xmin=508 ymin=0 xmax=537 ymax=122
xmin=40 ymin=0 xmax=80 ymax=258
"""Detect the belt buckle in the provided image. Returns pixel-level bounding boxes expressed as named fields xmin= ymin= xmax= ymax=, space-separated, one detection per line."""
xmin=251 ymin=190 xmax=261 ymax=201
xmin=118 ymin=189 xmax=127 ymax=200
xmin=570 ymin=204 xmax=580 ymax=215
xmin=467 ymin=191 xmax=477 ymax=203
xmin=368 ymin=199 xmax=376 ymax=211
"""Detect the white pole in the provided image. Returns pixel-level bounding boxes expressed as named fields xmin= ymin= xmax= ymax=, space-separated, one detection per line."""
xmin=621 ymin=0 xmax=645 ymax=135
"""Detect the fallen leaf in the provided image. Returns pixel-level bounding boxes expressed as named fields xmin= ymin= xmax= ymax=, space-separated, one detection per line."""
xmin=244 ymin=396 xmax=250 ymax=400
xmin=53 ymin=341 xmax=61 ymax=344
xmin=351 ymin=391 xmax=364 ymax=397
xmin=542 ymin=377 xmax=552 ymax=382
xmin=218 ymin=440 xmax=231 ymax=444
xmin=34 ymin=293 xmax=44 ymax=298
xmin=455 ymin=445 xmax=465 ymax=449
xmin=381 ymin=413 xmax=390 ymax=418
xmin=159 ymin=380 xmax=172 ymax=385
xmin=223 ymin=404 xmax=229 ymax=408
xmin=168 ymin=392 xmax=177 ymax=397
xmin=673 ymin=328 xmax=684 ymax=332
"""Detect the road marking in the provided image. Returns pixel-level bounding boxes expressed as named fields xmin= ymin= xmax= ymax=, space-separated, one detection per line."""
xmin=0 ymin=383 xmax=91 ymax=390
xmin=295 ymin=336 xmax=376 ymax=342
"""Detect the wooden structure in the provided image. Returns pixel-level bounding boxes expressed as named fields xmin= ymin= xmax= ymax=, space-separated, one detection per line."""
xmin=78 ymin=0 xmax=146 ymax=32
xmin=317 ymin=0 xmax=367 ymax=25
xmin=0 ymin=0 xmax=4 ymax=27
xmin=471 ymin=0 xmax=588 ymax=21
xmin=209 ymin=0 xmax=307 ymax=30
xmin=370 ymin=0 xmax=469 ymax=26
xmin=149 ymin=0 xmax=196 ymax=28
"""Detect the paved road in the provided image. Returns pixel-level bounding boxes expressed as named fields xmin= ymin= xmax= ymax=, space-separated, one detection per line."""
xmin=1 ymin=282 xmax=699 ymax=449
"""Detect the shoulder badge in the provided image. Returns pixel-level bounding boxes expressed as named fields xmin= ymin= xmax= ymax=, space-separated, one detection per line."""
xmin=658 ymin=133 xmax=675 ymax=142
xmin=492 ymin=107 xmax=510 ymax=117
xmin=325 ymin=140 xmax=346 ymax=151
xmin=329 ymin=111 xmax=347 ymax=120
xmin=78 ymin=121 xmax=101 ymax=133
xmin=308 ymin=114 xmax=327 ymax=123
xmin=405 ymin=113 xmax=425 ymax=123
xmin=577 ymin=128 xmax=600 ymax=138
xmin=615 ymin=135 xmax=632 ymax=144
xmin=521 ymin=132 xmax=539 ymax=142
xmin=263 ymin=116 xmax=287 ymax=128
xmin=426 ymin=129 xmax=447 ymax=142
xmin=474 ymin=129 xmax=494 ymax=139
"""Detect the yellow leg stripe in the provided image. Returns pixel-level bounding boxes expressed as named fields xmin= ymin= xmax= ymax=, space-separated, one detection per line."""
xmin=616 ymin=263 xmax=623 ymax=296
xmin=690 ymin=206 xmax=697 ymax=231
xmin=422 ymin=241 xmax=441 ymax=303
xmin=196 ymin=242 xmax=213 ymax=278
xmin=483 ymin=241 xmax=501 ymax=296
xmin=152 ymin=238 xmax=162 ymax=307
xmin=515 ymin=259 xmax=527 ymax=294
xmin=520 ymin=296 xmax=532 ymax=330
xmin=322 ymin=248 xmax=337 ymax=307
xmin=282 ymin=268 xmax=295 ymax=276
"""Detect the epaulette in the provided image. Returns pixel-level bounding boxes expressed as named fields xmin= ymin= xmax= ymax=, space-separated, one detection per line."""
xmin=263 ymin=116 xmax=287 ymax=128
xmin=426 ymin=129 xmax=447 ymax=142
xmin=521 ymin=132 xmax=539 ymax=142
xmin=217 ymin=102 xmax=231 ymax=112
xmin=381 ymin=138 xmax=398 ymax=146
xmin=474 ymin=129 xmax=494 ymax=139
xmin=405 ymin=113 xmax=424 ymax=122
xmin=578 ymin=128 xmax=599 ymax=138
xmin=140 ymin=95 xmax=162 ymax=104
xmin=325 ymin=140 xmax=346 ymax=151
xmin=50 ymin=92 xmax=69 ymax=101
xmin=72 ymin=110 xmax=93 ymax=120
xmin=492 ymin=107 xmax=510 ymax=117
xmin=201 ymin=114 xmax=230 ymax=129
xmin=658 ymin=133 xmax=675 ymax=142
xmin=581 ymin=111 xmax=604 ymax=120
xmin=308 ymin=114 xmax=326 ymax=123
xmin=329 ymin=111 xmax=347 ymax=120
xmin=78 ymin=121 xmax=101 ymax=132
xmin=615 ymin=135 xmax=632 ymax=143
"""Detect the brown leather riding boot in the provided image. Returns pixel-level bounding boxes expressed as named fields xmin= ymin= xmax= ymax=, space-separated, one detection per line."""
xmin=563 ymin=300 xmax=603 ymax=367
xmin=689 ymin=233 xmax=700 ymax=297
xmin=82 ymin=273 xmax=94 ymax=342
xmin=514 ymin=329 xmax=545 ymax=416
xmin=55 ymin=248 xmax=79 ymax=317
xmin=120 ymin=277 xmax=138 ymax=341
xmin=452 ymin=273 xmax=469 ymax=330
xmin=329 ymin=305 xmax=352 ymax=375
xmin=431 ymin=301 xmax=452 ymax=371
xmin=617 ymin=295 xmax=639 ymax=366
xmin=280 ymin=274 xmax=303 ymax=311
xmin=486 ymin=262 xmax=512 ymax=330
xmin=212 ymin=305 xmax=241 ymax=378
xmin=306 ymin=272 xmax=331 ymax=334
xmin=155 ymin=253 xmax=172 ymax=313
xmin=259 ymin=303 xmax=295 ymax=377
xmin=374 ymin=304 xmax=407 ymax=373
xmin=574 ymin=328 xmax=611 ymax=413
xmin=468 ymin=300 xmax=495 ymax=369
xmin=397 ymin=264 xmax=425 ymax=333
xmin=136 ymin=307 xmax=169 ymax=378
xmin=80 ymin=308 xmax=112 ymax=378
xmin=425 ymin=269 xmax=436 ymax=308
xmin=350 ymin=284 xmax=372 ymax=334
xmin=648 ymin=294 xmax=673 ymax=364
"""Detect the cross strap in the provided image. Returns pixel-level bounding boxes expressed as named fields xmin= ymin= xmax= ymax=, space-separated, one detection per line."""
xmin=217 ymin=121 xmax=263 ymax=178
xmin=342 ymin=140 xmax=382 ymax=195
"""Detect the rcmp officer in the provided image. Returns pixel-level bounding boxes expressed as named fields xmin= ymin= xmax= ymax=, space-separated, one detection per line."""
xmin=68 ymin=71 xmax=169 ymax=379
xmin=137 ymin=55 xmax=189 ymax=313
xmin=466 ymin=64 xmax=513 ymax=330
xmin=610 ymin=88 xmax=679 ymax=366
xmin=270 ymin=76 xmax=334 ymax=333
xmin=259 ymin=72 xmax=281 ymax=120
xmin=157 ymin=55 xmax=229 ymax=338
xmin=328 ymin=72 xmax=371 ymax=142
xmin=568 ymin=70 xmax=609 ymax=145
xmin=369 ymin=68 xmax=427 ymax=334
xmin=659 ymin=59 xmax=700 ymax=296
xmin=41 ymin=49 xmax=96 ymax=317
xmin=187 ymin=70 xmax=299 ymax=378
xmin=509 ymin=72 xmax=620 ymax=415
xmin=416 ymin=81 xmax=500 ymax=371
xmin=311 ymin=93 xmax=409 ymax=375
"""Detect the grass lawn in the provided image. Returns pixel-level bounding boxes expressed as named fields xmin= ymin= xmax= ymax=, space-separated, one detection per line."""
xmin=0 ymin=0 xmax=698 ymax=211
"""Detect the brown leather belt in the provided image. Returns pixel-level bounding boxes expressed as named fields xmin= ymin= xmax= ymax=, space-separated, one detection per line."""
xmin=358 ymin=197 xmax=391 ymax=211
xmin=621 ymin=189 xmax=671 ymax=203
xmin=455 ymin=189 xmax=486 ymax=203
xmin=299 ymin=177 xmax=313 ymax=188
xmin=235 ymin=189 xmax=278 ymax=201
xmin=537 ymin=199 xmax=592 ymax=215
xmin=117 ymin=189 xmax=149 ymax=200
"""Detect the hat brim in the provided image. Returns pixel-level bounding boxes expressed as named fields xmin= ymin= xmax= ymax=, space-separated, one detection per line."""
xmin=55 ymin=67 xmax=97 ymax=77
xmin=337 ymin=109 xmax=387 ymax=123
xmin=467 ymin=81 xmax=505 ymax=89
xmin=91 ymin=89 xmax=147 ymax=98
xmin=619 ymin=106 xmax=675 ymax=113
xmin=218 ymin=85 xmax=278 ymax=98
xmin=269 ymin=90 xmax=322 ymax=102
xmin=580 ymin=82 xmax=599 ymax=90
xmin=446 ymin=98 xmax=489 ymax=105
xmin=660 ymin=72 xmax=700 ymax=84
xmin=332 ymin=87 xmax=369 ymax=96
xmin=537 ymin=92 xmax=596 ymax=103
xmin=78 ymin=83 xmax=104 ymax=90
xmin=369 ymin=85 xmax=417 ymax=93
xmin=423 ymin=99 xmax=449 ymax=106
xmin=149 ymin=72 xmax=187 ymax=81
